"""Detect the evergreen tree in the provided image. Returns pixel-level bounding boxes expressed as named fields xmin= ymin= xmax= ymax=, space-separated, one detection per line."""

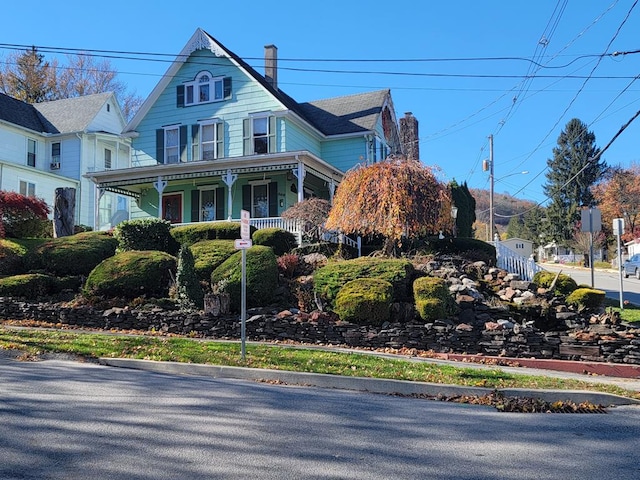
xmin=176 ymin=245 xmax=203 ymax=310
xmin=450 ymin=180 xmax=476 ymax=238
xmin=542 ymin=118 xmax=606 ymax=244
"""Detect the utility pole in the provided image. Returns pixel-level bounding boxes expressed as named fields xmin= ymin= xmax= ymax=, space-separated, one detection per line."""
xmin=488 ymin=134 xmax=494 ymax=242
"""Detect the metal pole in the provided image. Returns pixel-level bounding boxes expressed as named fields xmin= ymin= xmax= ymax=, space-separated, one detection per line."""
xmin=488 ymin=134 xmax=494 ymax=242
xmin=589 ymin=208 xmax=595 ymax=287
xmin=617 ymin=228 xmax=624 ymax=309
xmin=241 ymin=248 xmax=246 ymax=361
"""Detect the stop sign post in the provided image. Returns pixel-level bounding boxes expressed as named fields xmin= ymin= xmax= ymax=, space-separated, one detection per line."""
xmin=239 ymin=210 xmax=250 ymax=360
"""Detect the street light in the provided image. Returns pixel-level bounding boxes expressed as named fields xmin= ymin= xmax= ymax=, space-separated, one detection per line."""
xmin=451 ymin=206 xmax=458 ymax=237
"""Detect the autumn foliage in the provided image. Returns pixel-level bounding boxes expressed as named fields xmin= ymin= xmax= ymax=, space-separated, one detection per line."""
xmin=592 ymin=164 xmax=640 ymax=242
xmin=281 ymin=198 xmax=331 ymax=242
xmin=325 ymin=157 xmax=451 ymax=251
xmin=0 ymin=191 xmax=50 ymax=238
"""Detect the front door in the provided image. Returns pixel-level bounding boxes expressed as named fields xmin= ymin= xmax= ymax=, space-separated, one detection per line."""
xmin=162 ymin=193 xmax=183 ymax=223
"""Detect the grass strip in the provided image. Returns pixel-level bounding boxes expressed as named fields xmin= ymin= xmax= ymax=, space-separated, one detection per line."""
xmin=1 ymin=326 xmax=638 ymax=400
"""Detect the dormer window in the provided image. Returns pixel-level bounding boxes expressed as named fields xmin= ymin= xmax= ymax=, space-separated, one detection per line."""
xmin=178 ymin=71 xmax=232 ymax=107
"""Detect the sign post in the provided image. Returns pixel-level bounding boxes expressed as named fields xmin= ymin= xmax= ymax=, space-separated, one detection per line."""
xmin=613 ymin=218 xmax=625 ymax=310
xmin=238 ymin=210 xmax=251 ymax=361
xmin=581 ymin=207 xmax=601 ymax=287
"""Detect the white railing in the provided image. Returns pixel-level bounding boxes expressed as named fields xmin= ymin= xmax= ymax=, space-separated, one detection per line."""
xmin=494 ymin=241 xmax=542 ymax=281
xmin=321 ymin=229 xmax=362 ymax=256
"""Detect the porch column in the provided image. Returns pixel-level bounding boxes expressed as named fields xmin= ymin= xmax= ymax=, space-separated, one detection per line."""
xmin=222 ymin=169 xmax=238 ymax=220
xmin=153 ymin=176 xmax=167 ymax=219
xmin=328 ymin=178 xmax=336 ymax=204
xmin=293 ymin=162 xmax=306 ymax=204
xmin=94 ymin=187 xmax=104 ymax=231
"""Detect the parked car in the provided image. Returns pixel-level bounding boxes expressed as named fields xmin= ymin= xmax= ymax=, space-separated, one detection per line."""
xmin=623 ymin=253 xmax=640 ymax=279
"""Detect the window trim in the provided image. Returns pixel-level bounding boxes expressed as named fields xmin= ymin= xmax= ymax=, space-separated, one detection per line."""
xmin=243 ymin=114 xmax=276 ymax=155
xmin=104 ymin=148 xmax=112 ymax=169
xmin=199 ymin=186 xmax=218 ymax=222
xmin=184 ymin=71 xmax=226 ymax=106
xmin=27 ymin=138 xmax=37 ymax=167
xmin=164 ymin=125 xmax=180 ymax=164
xmin=19 ymin=179 xmax=36 ymax=197
xmin=192 ymin=120 xmax=224 ymax=161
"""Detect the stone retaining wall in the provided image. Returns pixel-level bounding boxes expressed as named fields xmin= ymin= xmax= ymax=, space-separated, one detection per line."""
xmin=2 ymin=297 xmax=640 ymax=365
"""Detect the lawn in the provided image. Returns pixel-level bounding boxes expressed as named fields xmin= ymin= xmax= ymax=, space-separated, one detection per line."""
xmin=1 ymin=326 xmax=638 ymax=401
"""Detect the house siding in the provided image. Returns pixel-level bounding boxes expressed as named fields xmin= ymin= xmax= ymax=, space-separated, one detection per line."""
xmin=321 ymin=137 xmax=367 ymax=172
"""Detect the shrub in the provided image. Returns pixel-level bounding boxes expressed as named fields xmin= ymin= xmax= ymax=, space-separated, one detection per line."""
xmin=176 ymin=245 xmax=203 ymax=309
xmin=277 ymin=253 xmax=299 ymax=278
xmin=190 ymin=239 xmax=236 ymax=281
xmin=313 ymin=257 xmax=415 ymax=307
xmin=252 ymin=228 xmax=297 ymax=256
xmin=171 ymin=222 xmax=255 ymax=246
xmin=413 ymin=276 xmax=454 ymax=320
xmin=533 ymin=270 xmax=578 ymax=296
xmin=0 ymin=190 xmax=50 ymax=238
xmin=33 ymin=231 xmax=118 ymax=276
xmin=0 ymin=239 xmax=27 ymax=275
xmin=114 ymin=218 xmax=178 ymax=254
xmin=84 ymin=250 xmax=177 ymax=299
xmin=423 ymin=237 xmax=496 ymax=264
xmin=0 ymin=273 xmax=60 ymax=298
xmin=210 ymin=245 xmax=278 ymax=311
xmin=334 ymin=278 xmax=393 ymax=326
xmin=566 ymin=287 xmax=606 ymax=310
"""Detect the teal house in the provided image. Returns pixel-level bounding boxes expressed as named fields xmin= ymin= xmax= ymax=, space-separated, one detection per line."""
xmin=85 ymin=28 xmax=415 ymax=234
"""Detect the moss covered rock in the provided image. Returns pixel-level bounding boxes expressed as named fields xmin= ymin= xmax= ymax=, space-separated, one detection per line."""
xmin=413 ymin=276 xmax=455 ymax=320
xmin=566 ymin=287 xmax=606 ymax=310
xmin=210 ymin=245 xmax=278 ymax=311
xmin=334 ymin=278 xmax=393 ymax=325
xmin=33 ymin=231 xmax=118 ymax=276
xmin=84 ymin=250 xmax=176 ymax=299
xmin=533 ymin=270 xmax=578 ymax=296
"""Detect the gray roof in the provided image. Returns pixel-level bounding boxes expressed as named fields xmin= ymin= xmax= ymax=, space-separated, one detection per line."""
xmin=297 ymin=90 xmax=390 ymax=136
xmin=0 ymin=92 xmax=53 ymax=133
xmin=33 ymin=92 xmax=112 ymax=133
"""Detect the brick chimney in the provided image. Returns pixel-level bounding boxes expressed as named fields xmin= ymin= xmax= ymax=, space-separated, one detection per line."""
xmin=264 ymin=44 xmax=278 ymax=89
xmin=399 ymin=112 xmax=419 ymax=161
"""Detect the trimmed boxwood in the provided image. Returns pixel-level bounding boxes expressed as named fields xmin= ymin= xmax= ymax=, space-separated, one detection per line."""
xmin=190 ymin=239 xmax=237 ymax=281
xmin=0 ymin=273 xmax=61 ymax=298
xmin=171 ymin=222 xmax=256 ymax=246
xmin=566 ymin=287 xmax=606 ymax=310
xmin=84 ymin=250 xmax=177 ymax=299
xmin=533 ymin=270 xmax=578 ymax=296
xmin=114 ymin=218 xmax=179 ymax=254
xmin=334 ymin=278 xmax=393 ymax=326
xmin=413 ymin=276 xmax=454 ymax=320
xmin=33 ymin=231 xmax=118 ymax=276
xmin=252 ymin=227 xmax=297 ymax=256
xmin=0 ymin=239 xmax=27 ymax=275
xmin=313 ymin=257 xmax=415 ymax=307
xmin=210 ymin=245 xmax=278 ymax=312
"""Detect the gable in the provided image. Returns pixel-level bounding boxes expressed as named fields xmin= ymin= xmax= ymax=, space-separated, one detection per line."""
xmin=0 ymin=93 xmax=54 ymax=133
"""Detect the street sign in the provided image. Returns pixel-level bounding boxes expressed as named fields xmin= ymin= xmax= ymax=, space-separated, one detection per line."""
xmin=613 ymin=218 xmax=624 ymax=236
xmin=234 ymin=239 xmax=252 ymax=249
xmin=240 ymin=209 xmax=250 ymax=240
xmin=580 ymin=208 xmax=601 ymax=232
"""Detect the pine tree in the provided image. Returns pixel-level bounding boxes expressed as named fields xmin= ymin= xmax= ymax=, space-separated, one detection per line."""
xmin=542 ymin=118 xmax=606 ymax=244
xmin=450 ymin=180 xmax=476 ymax=238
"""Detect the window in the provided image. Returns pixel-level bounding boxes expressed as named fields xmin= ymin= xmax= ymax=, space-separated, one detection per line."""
xmin=104 ymin=148 xmax=112 ymax=169
xmin=165 ymin=126 xmax=180 ymax=164
xmin=19 ymin=180 xmax=36 ymax=197
xmin=200 ymin=189 xmax=216 ymax=221
xmin=51 ymin=142 xmax=61 ymax=163
xmin=179 ymin=71 xmax=232 ymax=107
xmin=243 ymin=115 xmax=276 ymax=155
xmin=192 ymin=122 xmax=224 ymax=161
xmin=27 ymin=139 xmax=36 ymax=167
xmin=252 ymin=183 xmax=269 ymax=218
xmin=243 ymin=182 xmax=277 ymax=218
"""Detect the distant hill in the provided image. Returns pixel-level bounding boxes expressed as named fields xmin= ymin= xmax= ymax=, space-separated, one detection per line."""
xmin=470 ymin=188 xmax=537 ymax=226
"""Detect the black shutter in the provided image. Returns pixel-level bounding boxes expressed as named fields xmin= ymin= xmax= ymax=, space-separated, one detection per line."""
xmin=223 ymin=77 xmax=232 ymax=99
xmin=269 ymin=182 xmax=278 ymax=217
xmin=177 ymin=85 xmax=185 ymax=107
xmin=179 ymin=125 xmax=187 ymax=162
xmin=190 ymin=190 xmax=200 ymax=222
xmin=156 ymin=129 xmax=164 ymax=164
xmin=242 ymin=184 xmax=251 ymax=212
xmin=216 ymin=188 xmax=225 ymax=220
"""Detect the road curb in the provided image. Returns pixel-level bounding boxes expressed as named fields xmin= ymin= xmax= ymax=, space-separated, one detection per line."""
xmin=99 ymin=357 xmax=640 ymax=407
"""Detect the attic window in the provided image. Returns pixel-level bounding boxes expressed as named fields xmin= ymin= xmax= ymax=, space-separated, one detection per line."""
xmin=177 ymin=71 xmax=232 ymax=107
xmin=107 ymin=103 xmax=110 ymax=112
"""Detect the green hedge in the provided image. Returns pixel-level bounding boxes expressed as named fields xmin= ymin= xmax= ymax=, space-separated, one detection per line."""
xmin=566 ymin=287 xmax=606 ymax=309
xmin=413 ymin=276 xmax=454 ymax=320
xmin=84 ymin=250 xmax=177 ymax=299
xmin=190 ymin=239 xmax=237 ymax=281
xmin=171 ymin=222 xmax=256 ymax=246
xmin=0 ymin=273 xmax=61 ymax=298
xmin=114 ymin=218 xmax=178 ymax=254
xmin=252 ymin=228 xmax=297 ymax=256
xmin=210 ymin=245 xmax=278 ymax=312
xmin=0 ymin=239 xmax=27 ymax=276
xmin=334 ymin=278 xmax=393 ymax=326
xmin=33 ymin=231 xmax=118 ymax=276
xmin=313 ymin=257 xmax=415 ymax=307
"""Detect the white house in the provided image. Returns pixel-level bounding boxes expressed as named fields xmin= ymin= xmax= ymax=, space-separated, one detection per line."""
xmin=502 ymin=237 xmax=534 ymax=258
xmin=0 ymin=92 xmax=131 ymax=231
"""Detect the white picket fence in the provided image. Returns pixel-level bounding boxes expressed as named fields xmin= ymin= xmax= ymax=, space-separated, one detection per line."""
xmin=494 ymin=240 xmax=542 ymax=281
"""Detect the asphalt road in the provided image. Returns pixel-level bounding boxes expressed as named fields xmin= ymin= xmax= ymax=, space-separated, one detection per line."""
xmin=1 ymin=357 xmax=640 ymax=480
xmin=540 ymin=263 xmax=640 ymax=305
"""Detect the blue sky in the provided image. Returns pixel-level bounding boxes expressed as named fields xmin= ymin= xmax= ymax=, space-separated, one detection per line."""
xmin=3 ymin=1 xmax=640 ymax=208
